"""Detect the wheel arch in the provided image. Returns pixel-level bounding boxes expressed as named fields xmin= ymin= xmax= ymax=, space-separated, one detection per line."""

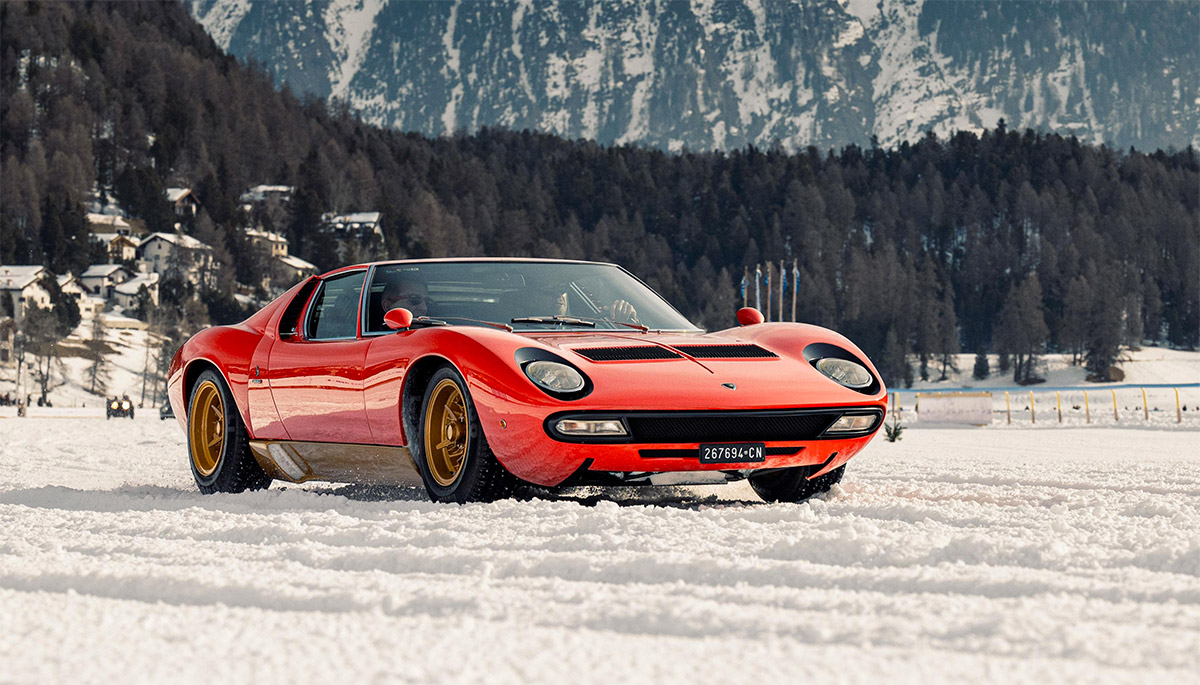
xmin=400 ymin=354 xmax=462 ymax=447
xmin=181 ymin=358 xmax=252 ymax=432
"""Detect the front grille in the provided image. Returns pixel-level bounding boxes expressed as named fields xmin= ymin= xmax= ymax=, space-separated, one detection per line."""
xmin=639 ymin=446 xmax=803 ymax=459
xmin=625 ymin=411 xmax=840 ymax=443
xmin=672 ymin=344 xmax=777 ymax=359
xmin=573 ymin=346 xmax=682 ymax=361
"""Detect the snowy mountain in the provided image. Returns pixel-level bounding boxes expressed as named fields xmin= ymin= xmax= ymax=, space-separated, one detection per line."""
xmin=187 ymin=0 xmax=1197 ymax=152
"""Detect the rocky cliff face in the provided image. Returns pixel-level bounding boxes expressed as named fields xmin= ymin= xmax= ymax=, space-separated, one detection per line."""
xmin=187 ymin=0 xmax=1198 ymax=151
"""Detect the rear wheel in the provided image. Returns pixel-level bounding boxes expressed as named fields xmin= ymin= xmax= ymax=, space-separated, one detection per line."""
xmin=413 ymin=366 xmax=517 ymax=503
xmin=748 ymin=464 xmax=845 ymax=503
xmin=187 ymin=370 xmax=271 ymax=494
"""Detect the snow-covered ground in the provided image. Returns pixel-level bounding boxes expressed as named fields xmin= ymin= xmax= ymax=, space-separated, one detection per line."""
xmin=1 ymin=416 xmax=1197 ymax=684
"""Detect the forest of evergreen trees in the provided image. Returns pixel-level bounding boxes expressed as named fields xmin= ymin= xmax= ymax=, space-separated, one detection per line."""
xmin=2 ymin=1 xmax=1197 ymax=388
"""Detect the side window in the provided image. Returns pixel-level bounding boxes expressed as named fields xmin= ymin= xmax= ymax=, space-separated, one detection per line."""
xmin=305 ymin=271 xmax=365 ymax=340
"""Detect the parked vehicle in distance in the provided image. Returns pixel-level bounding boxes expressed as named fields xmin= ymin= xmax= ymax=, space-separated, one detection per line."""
xmin=107 ymin=395 xmax=135 ymax=420
xmin=160 ymin=400 xmax=174 ymax=421
xmin=168 ymin=259 xmax=887 ymax=503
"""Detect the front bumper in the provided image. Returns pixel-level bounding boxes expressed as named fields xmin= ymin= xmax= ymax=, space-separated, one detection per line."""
xmin=472 ymin=398 xmax=885 ymax=487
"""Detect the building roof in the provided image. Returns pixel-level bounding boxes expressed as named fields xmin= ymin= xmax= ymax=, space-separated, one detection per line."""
xmin=0 ymin=265 xmax=49 ymax=291
xmin=239 ymin=185 xmax=293 ymax=202
xmin=245 ymin=228 xmax=288 ymax=244
xmin=114 ymin=273 xmax=159 ymax=297
xmin=324 ymin=212 xmax=381 ymax=225
xmin=277 ymin=254 xmax=317 ymax=271
xmin=165 ymin=187 xmax=194 ymax=203
xmin=81 ymin=264 xmax=129 ymax=279
xmin=86 ymin=213 xmax=131 ymax=230
xmin=142 ymin=232 xmax=212 ymax=251
xmin=90 ymin=233 xmax=141 ymax=246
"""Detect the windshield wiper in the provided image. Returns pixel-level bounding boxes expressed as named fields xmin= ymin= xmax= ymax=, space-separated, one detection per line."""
xmin=510 ymin=315 xmax=596 ymax=328
xmin=550 ymin=314 xmax=649 ymax=333
xmin=410 ymin=316 xmax=449 ymax=327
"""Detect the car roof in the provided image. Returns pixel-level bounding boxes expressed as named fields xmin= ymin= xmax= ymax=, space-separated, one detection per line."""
xmin=317 ymin=257 xmax=620 ymax=279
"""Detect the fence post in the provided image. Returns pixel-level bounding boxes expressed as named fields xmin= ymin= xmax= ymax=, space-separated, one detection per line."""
xmin=1112 ymin=389 xmax=1119 ymax=422
xmin=1056 ymin=391 xmax=1062 ymax=423
xmin=1142 ymin=387 xmax=1149 ymax=421
xmin=1005 ymin=391 xmax=1011 ymax=424
xmin=1084 ymin=390 xmax=1090 ymax=424
xmin=1176 ymin=387 xmax=1182 ymax=424
xmin=1029 ymin=391 xmax=1035 ymax=424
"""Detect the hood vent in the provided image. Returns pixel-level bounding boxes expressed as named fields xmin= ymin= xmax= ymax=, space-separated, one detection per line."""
xmin=672 ymin=344 xmax=777 ymax=359
xmin=573 ymin=346 xmax=683 ymax=362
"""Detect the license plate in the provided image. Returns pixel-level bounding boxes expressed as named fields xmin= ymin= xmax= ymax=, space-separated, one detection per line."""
xmin=699 ymin=443 xmax=765 ymax=464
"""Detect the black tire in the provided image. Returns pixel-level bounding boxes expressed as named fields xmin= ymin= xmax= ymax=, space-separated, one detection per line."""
xmin=129 ymin=409 xmax=135 ymax=420
xmin=187 ymin=369 xmax=271 ymax=494
xmin=411 ymin=365 xmax=517 ymax=503
xmin=748 ymin=464 xmax=846 ymax=503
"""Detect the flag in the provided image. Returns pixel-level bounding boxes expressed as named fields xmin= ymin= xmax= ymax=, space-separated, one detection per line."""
xmin=739 ymin=275 xmax=746 ymax=299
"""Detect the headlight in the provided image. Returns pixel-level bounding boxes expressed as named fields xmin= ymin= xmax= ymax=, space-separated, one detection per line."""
xmin=815 ymin=357 xmax=873 ymax=389
xmin=111 ymin=402 xmax=119 ymax=409
xmin=524 ymin=360 xmax=585 ymax=393
xmin=122 ymin=401 xmax=131 ymax=409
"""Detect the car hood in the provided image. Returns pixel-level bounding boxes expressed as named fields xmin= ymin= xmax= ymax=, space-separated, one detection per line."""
xmin=507 ymin=328 xmax=883 ymax=410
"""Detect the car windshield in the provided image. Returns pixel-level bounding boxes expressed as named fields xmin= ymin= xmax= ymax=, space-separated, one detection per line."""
xmin=364 ymin=261 xmax=700 ymax=333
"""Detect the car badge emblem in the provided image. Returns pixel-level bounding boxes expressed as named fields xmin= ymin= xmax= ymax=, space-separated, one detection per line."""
xmin=722 ymin=382 xmax=736 ymax=390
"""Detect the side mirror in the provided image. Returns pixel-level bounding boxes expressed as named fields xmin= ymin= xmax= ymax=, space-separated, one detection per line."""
xmin=383 ymin=308 xmax=414 ymax=330
xmin=736 ymin=307 xmax=765 ymax=326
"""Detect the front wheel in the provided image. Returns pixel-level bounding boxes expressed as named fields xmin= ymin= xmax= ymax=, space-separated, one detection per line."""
xmin=412 ymin=366 xmax=517 ymax=503
xmin=187 ymin=370 xmax=271 ymax=494
xmin=748 ymin=464 xmax=845 ymax=503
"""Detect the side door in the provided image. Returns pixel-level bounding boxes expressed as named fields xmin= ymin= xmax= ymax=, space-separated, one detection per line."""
xmin=268 ymin=269 xmax=373 ymax=444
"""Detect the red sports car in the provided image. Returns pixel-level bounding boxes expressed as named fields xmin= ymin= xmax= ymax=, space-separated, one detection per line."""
xmin=168 ymin=259 xmax=887 ymax=503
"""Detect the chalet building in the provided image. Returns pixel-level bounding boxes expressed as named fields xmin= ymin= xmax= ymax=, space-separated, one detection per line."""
xmin=273 ymin=254 xmax=318 ymax=289
xmin=86 ymin=213 xmax=133 ymax=236
xmin=245 ymin=228 xmax=289 ymax=258
xmin=239 ymin=185 xmax=293 ymax=206
xmin=113 ymin=272 xmax=160 ymax=310
xmin=89 ymin=233 xmax=140 ymax=263
xmin=0 ymin=265 xmax=51 ymax=326
xmin=138 ymin=232 xmax=215 ymax=287
xmin=56 ymin=273 xmax=86 ymax=300
xmin=322 ymin=212 xmax=383 ymax=240
xmin=166 ymin=187 xmax=200 ymax=217
xmin=80 ymin=264 xmax=133 ymax=299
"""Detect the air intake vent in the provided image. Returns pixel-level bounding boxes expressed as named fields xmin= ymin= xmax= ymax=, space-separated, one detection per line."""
xmin=573 ymin=346 xmax=683 ymax=362
xmin=672 ymin=344 xmax=778 ymax=359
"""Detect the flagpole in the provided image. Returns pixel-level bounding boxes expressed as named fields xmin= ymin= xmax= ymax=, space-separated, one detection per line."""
xmin=754 ymin=264 xmax=761 ymax=311
xmin=778 ymin=259 xmax=784 ymax=322
xmin=791 ymin=258 xmax=798 ymax=322
xmin=765 ymin=263 xmax=772 ymax=322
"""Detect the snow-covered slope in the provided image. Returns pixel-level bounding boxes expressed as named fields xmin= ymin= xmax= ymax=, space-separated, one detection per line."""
xmin=186 ymin=0 xmax=1199 ymax=151
xmin=0 ymin=308 xmax=165 ymax=410
xmin=1 ymin=420 xmax=1197 ymax=683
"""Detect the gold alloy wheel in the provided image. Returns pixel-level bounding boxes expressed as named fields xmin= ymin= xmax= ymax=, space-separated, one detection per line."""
xmin=189 ymin=380 xmax=225 ymax=477
xmin=424 ymin=378 xmax=469 ymax=487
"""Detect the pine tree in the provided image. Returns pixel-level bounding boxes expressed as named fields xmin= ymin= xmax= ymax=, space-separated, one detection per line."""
xmin=972 ymin=348 xmax=989 ymax=380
